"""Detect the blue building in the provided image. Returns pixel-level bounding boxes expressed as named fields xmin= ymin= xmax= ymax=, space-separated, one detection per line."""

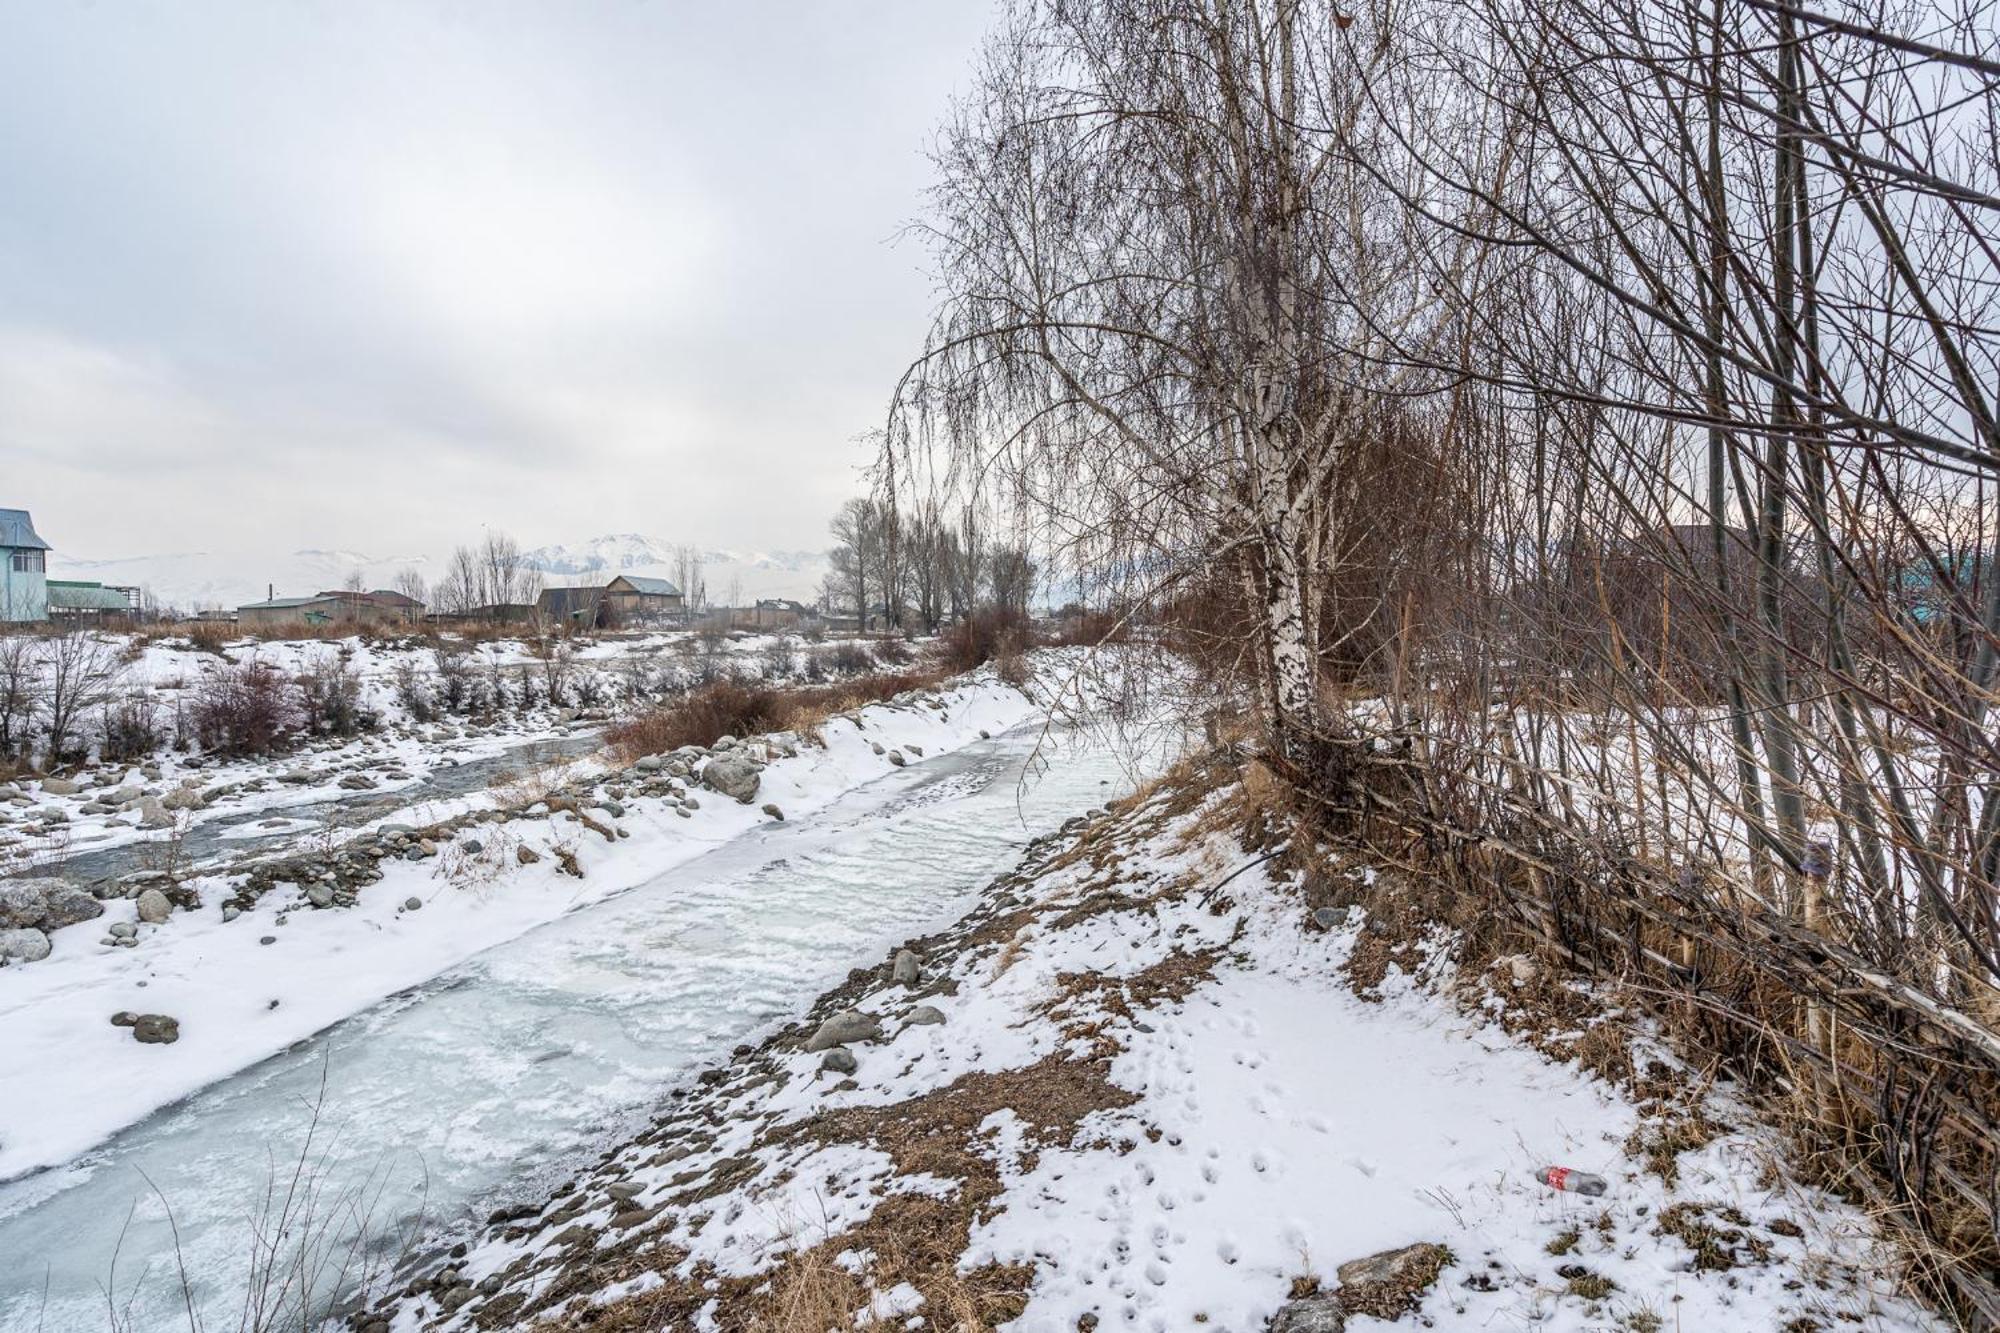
xmin=0 ymin=509 xmax=49 ymax=623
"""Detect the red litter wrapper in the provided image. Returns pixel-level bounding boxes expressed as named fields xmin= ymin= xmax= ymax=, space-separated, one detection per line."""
xmin=1537 ymin=1165 xmax=1608 ymax=1196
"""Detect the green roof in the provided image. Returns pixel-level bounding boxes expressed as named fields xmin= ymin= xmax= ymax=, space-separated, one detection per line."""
xmin=46 ymin=581 xmax=130 ymax=611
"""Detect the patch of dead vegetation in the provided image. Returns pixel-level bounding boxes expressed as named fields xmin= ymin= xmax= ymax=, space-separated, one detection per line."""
xmin=1624 ymin=1108 xmax=1726 ymax=1187
xmin=518 ymin=1056 xmax=1136 ymax=1331
xmin=1038 ymin=945 xmax=1228 ymax=1056
xmin=1653 ymin=1201 xmax=1773 ymax=1273
xmin=1336 ymin=1241 xmax=1452 ymax=1320
xmin=1339 ymin=868 xmax=1469 ymax=999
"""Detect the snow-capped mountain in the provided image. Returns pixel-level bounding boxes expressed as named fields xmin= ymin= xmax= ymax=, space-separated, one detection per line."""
xmin=52 ymin=535 xmax=831 ymax=612
xmin=518 ymin=533 xmax=683 ymax=577
xmin=54 ymin=549 xmax=441 ymax=613
xmin=520 ymin=534 xmax=827 ymax=581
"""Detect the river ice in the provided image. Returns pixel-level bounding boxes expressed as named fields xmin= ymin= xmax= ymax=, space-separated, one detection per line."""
xmin=0 ymin=720 xmax=1165 ymax=1333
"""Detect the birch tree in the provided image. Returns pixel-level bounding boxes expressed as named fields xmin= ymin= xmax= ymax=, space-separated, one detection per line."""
xmin=890 ymin=0 xmax=1451 ymax=757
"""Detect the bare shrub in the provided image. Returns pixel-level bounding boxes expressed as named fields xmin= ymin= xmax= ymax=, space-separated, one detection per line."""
xmin=296 ymin=651 xmax=377 ymax=738
xmin=939 ymin=608 xmax=1029 ymax=673
xmin=819 ymin=642 xmax=874 ymax=676
xmin=430 ymin=640 xmax=476 ymax=713
xmin=871 ymin=637 xmax=915 ymax=668
xmin=193 ymin=658 xmax=300 ymax=758
xmin=607 ymin=669 xmax=943 ymax=761
xmin=392 ymin=660 xmax=434 ymax=722
xmin=761 ymin=634 xmax=797 ymax=681
xmin=43 ymin=630 xmax=126 ymax=765
xmin=528 ymin=634 xmax=575 ymax=706
xmin=0 ymin=634 xmax=41 ymax=759
xmin=100 ymin=691 xmax=161 ymax=764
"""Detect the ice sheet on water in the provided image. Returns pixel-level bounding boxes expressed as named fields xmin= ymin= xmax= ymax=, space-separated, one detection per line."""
xmin=0 ymin=723 xmax=1167 ymax=1333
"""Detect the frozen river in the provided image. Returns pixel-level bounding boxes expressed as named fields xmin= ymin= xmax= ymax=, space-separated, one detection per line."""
xmin=0 ymin=721 xmax=1165 ymax=1333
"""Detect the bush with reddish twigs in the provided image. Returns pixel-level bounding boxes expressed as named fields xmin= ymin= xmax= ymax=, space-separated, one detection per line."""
xmin=192 ymin=658 xmax=300 ymax=757
xmin=940 ymin=608 xmax=1033 ymax=673
xmin=608 ymin=669 xmax=943 ymax=761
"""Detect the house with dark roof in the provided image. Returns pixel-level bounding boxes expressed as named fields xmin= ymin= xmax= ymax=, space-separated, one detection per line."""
xmin=731 ymin=598 xmax=812 ymax=631
xmin=312 ymin=589 xmax=426 ymax=625
xmin=537 ymin=584 xmax=607 ymax=626
xmin=0 ymin=509 xmax=51 ymax=623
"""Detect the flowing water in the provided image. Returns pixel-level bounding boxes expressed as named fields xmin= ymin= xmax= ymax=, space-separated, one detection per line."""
xmin=26 ymin=730 xmax=608 ymax=889
xmin=0 ymin=722 xmax=1166 ymax=1332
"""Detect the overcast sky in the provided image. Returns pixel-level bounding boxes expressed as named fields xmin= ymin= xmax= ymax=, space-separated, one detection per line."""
xmin=0 ymin=0 xmax=994 ymax=562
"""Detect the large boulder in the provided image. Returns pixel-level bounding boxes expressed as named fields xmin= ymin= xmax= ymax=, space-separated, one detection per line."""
xmin=39 ymin=777 xmax=80 ymax=796
xmin=135 ymin=889 xmax=174 ymax=925
xmin=0 ymin=928 xmax=52 ymax=963
xmin=132 ymin=1014 xmax=181 ymax=1044
xmin=701 ymin=756 xmax=762 ymax=805
xmin=160 ymin=786 xmax=205 ymax=812
xmin=0 ymin=878 xmax=103 ymax=931
xmin=805 ymin=1009 xmax=883 ymax=1052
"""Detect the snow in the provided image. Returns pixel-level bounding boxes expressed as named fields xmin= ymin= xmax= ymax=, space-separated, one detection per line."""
xmin=366 ymin=768 xmax=1944 ymax=1333
xmin=0 ymin=658 xmax=1171 ymax=1333
xmin=0 ymin=671 xmax=1044 ymax=1182
xmin=0 ymin=624 xmax=886 ymax=875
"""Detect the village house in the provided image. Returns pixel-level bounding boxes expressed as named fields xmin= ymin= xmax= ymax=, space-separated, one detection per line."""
xmin=0 ymin=508 xmax=50 ymax=623
xmin=46 ymin=580 xmax=139 ymax=623
xmin=538 ymin=576 xmax=684 ymax=629
xmin=312 ymin=588 xmax=426 ymax=625
xmin=536 ymin=584 xmax=606 ymax=626
xmin=237 ymin=588 xmax=426 ymax=629
xmin=603 ymin=574 xmax=684 ymax=623
xmin=731 ymin=597 xmax=811 ymax=631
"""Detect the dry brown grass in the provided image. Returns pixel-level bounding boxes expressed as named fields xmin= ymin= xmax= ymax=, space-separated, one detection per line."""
xmin=1337 ymin=1242 xmax=1453 ymax=1321
xmin=607 ymin=670 xmax=945 ymax=761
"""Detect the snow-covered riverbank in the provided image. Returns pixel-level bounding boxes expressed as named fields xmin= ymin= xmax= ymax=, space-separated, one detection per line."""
xmin=355 ymin=750 xmax=1947 ymax=1333
xmin=0 ymin=667 xmax=1059 ymax=1184
xmin=0 ymin=661 xmax=1180 ymax=1333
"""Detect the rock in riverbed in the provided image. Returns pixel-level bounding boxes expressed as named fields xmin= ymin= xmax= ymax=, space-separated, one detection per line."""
xmin=0 ymin=877 xmax=102 ymax=932
xmin=0 ymin=928 xmax=52 ymax=962
xmin=805 ymin=1009 xmax=883 ymax=1051
xmin=701 ymin=756 xmax=762 ymax=804
xmin=131 ymin=1014 xmax=180 ymax=1045
xmin=135 ymin=889 xmax=173 ymax=924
